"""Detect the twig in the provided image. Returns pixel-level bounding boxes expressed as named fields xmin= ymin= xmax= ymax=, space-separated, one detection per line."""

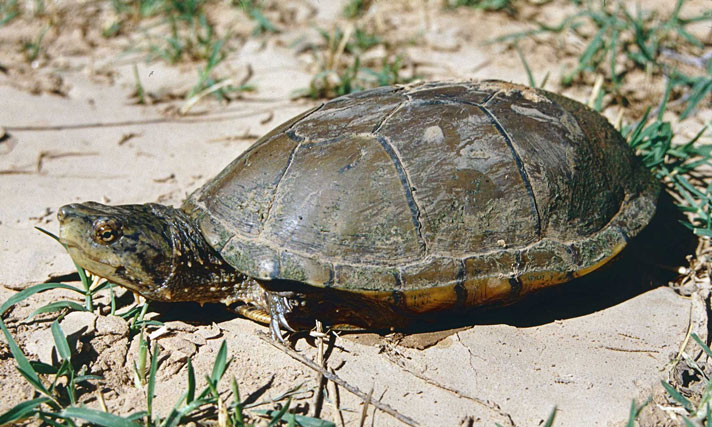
xmin=257 ymin=333 xmax=420 ymax=426
xmin=328 ymin=367 xmax=346 ymax=427
xmin=587 ymin=74 xmax=604 ymax=108
xmin=4 ymin=105 xmax=287 ymax=131
xmin=311 ymin=321 xmax=327 ymax=418
xmin=667 ymin=304 xmax=695 ymax=373
xmin=180 ymin=64 xmax=254 ymax=115
xmin=358 ymin=386 xmax=374 ymax=427
xmin=179 ymin=79 xmax=236 ymax=115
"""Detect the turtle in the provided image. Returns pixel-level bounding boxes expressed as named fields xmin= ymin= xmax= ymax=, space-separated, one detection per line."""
xmin=57 ymin=80 xmax=659 ymax=339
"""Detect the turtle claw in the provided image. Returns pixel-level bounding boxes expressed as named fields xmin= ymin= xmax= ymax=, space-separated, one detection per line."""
xmin=270 ymin=315 xmax=287 ymax=343
xmin=266 ymin=293 xmax=298 ymax=342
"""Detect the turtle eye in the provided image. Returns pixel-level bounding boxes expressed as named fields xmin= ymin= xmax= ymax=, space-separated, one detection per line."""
xmin=93 ymin=219 xmax=121 ymax=244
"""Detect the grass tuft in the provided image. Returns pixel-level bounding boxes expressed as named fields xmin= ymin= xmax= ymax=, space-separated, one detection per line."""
xmin=298 ymin=26 xmax=415 ymax=99
xmin=445 ymin=0 xmax=515 ymax=14
xmin=0 ymin=0 xmax=20 ymax=27
xmin=625 ymin=100 xmax=712 ymax=237
xmin=496 ymin=0 xmax=712 ymax=117
xmin=662 ymin=333 xmax=712 ymax=424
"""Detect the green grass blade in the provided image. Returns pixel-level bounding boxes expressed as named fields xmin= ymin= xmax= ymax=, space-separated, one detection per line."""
xmin=626 ymin=107 xmax=651 ymax=144
xmin=37 ymin=412 xmax=71 ymax=427
xmin=695 ymin=228 xmax=712 ymax=238
xmin=31 ymin=361 xmax=59 ymax=375
xmin=60 ymin=406 xmax=141 ymax=427
xmin=267 ymin=398 xmax=292 ymax=427
xmin=51 ymin=320 xmax=72 ymax=362
xmin=515 ymin=44 xmax=536 ymax=87
xmin=626 ymin=399 xmax=637 ymax=427
xmin=691 ymin=333 xmax=712 ymax=358
xmin=124 ymin=411 xmax=148 ymax=421
xmin=161 ymin=397 xmax=212 ymax=427
xmin=50 ymin=360 xmax=70 ymax=395
xmin=0 ymin=397 xmax=50 ymax=425
xmin=147 ymin=343 xmax=160 ymax=418
xmin=17 ymin=367 xmax=55 ymax=404
xmin=204 ymin=374 xmax=220 ymax=399
xmin=210 ymin=340 xmax=229 ymax=384
xmin=186 ymin=359 xmax=195 ymax=404
xmin=91 ymin=280 xmax=112 ymax=294
xmin=662 ymin=380 xmax=695 ymax=412
xmin=609 ymin=27 xmax=620 ymax=87
xmin=34 ymin=226 xmax=92 ymax=296
xmin=0 ymin=318 xmax=47 ymax=393
xmin=657 ymin=77 xmax=674 ymax=121
xmin=680 ymin=77 xmax=712 ymax=119
xmin=675 ymin=26 xmax=703 ymax=49
xmin=255 ymin=408 xmax=335 ymax=427
xmin=34 ymin=226 xmax=64 ymax=246
xmin=626 ymin=397 xmax=651 ymax=426
xmin=232 ymin=377 xmax=244 ymax=425
xmin=74 ymin=374 xmax=103 ymax=383
xmin=1 ymin=283 xmax=84 ymax=316
xmin=160 ymin=408 xmax=183 ymax=427
xmin=543 ymin=406 xmax=557 ymax=427
xmin=27 ymin=301 xmax=87 ymax=320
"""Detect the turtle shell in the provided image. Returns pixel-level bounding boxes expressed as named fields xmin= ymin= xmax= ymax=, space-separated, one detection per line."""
xmin=183 ymin=80 xmax=659 ymax=314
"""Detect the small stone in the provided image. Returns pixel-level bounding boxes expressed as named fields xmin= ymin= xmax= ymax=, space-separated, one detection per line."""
xmin=163 ymin=321 xmax=198 ymax=333
xmin=188 ymin=333 xmax=207 ymax=347
xmin=195 ymin=323 xmax=222 ymax=340
xmin=25 ymin=328 xmax=55 ymax=364
xmin=159 ymin=336 xmax=197 ymax=359
xmin=95 ymin=315 xmax=129 ymax=338
xmin=60 ymin=311 xmax=97 ymax=338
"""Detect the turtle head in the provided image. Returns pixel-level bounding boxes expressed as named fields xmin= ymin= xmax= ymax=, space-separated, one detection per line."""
xmin=57 ymin=202 xmax=187 ymax=300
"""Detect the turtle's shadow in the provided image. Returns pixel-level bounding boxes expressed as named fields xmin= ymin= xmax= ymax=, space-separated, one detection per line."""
xmin=411 ymin=191 xmax=697 ymax=331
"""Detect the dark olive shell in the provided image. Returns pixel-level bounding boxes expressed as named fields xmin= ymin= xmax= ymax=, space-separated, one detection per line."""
xmin=183 ymin=80 xmax=658 ymax=313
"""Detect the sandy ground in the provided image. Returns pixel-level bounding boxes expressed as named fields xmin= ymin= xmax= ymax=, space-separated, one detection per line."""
xmin=1 ymin=0 xmax=711 ymax=425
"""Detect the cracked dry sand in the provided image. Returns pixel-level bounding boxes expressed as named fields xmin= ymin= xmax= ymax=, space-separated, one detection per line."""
xmin=1 ymin=0 xmax=710 ymax=425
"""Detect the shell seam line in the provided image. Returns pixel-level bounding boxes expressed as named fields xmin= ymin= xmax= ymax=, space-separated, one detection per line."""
xmin=482 ymin=89 xmax=501 ymax=106
xmin=375 ymin=134 xmax=428 ymax=255
xmin=372 ymin=95 xmax=411 ymax=134
xmin=257 ymin=103 xmax=326 ymax=236
xmin=476 ymin=104 xmax=542 ymax=238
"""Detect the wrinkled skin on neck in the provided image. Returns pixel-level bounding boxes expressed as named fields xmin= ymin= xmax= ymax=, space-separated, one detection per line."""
xmin=57 ymin=202 xmax=255 ymax=305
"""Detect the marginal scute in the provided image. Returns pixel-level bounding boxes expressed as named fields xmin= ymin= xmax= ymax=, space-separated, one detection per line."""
xmin=399 ymin=257 xmax=461 ymax=290
xmin=220 ymin=237 xmax=279 ymax=281
xmin=279 ymin=250 xmax=333 ymax=286
xmin=334 ymin=263 xmax=400 ymax=291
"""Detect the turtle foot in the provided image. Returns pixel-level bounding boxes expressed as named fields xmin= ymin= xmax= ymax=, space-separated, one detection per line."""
xmin=265 ymin=291 xmax=301 ymax=342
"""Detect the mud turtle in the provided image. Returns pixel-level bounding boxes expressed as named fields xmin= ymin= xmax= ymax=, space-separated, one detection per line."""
xmin=58 ymin=80 xmax=659 ymax=338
